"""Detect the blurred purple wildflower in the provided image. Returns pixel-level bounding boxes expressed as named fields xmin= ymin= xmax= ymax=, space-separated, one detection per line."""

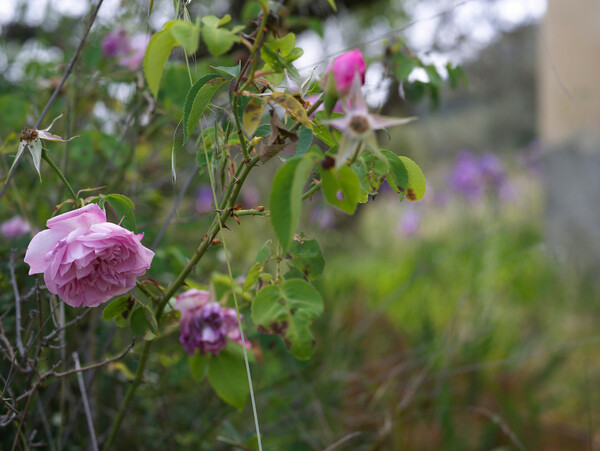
xmin=175 ymin=288 xmax=250 ymax=356
xmin=310 ymin=206 xmax=335 ymax=229
xmin=102 ymin=29 xmax=148 ymax=70
xmin=195 ymin=186 xmax=214 ymax=214
xmin=397 ymin=209 xmax=421 ymax=238
xmin=1 ymin=216 xmax=30 ymax=240
xmin=450 ymin=150 xmax=509 ymax=202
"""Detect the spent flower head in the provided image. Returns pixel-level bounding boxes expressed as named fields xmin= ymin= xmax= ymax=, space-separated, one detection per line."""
xmin=324 ymin=74 xmax=415 ymax=168
xmin=175 ymin=288 xmax=250 ymax=356
xmin=11 ymin=114 xmax=77 ymax=180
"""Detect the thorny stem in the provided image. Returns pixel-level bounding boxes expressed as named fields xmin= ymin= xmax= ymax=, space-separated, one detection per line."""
xmin=103 ymin=155 xmax=261 ymax=449
xmin=0 ymin=0 xmax=105 ymax=202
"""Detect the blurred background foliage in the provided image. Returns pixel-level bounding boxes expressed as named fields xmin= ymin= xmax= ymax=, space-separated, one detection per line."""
xmin=1 ymin=0 xmax=599 ymax=449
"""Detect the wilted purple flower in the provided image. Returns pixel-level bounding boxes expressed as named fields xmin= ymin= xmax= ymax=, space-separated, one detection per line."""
xmin=102 ymin=29 xmax=148 ymax=70
xmin=175 ymin=289 xmax=249 ymax=356
xmin=397 ymin=209 xmax=421 ymax=238
xmin=195 ymin=186 xmax=214 ymax=214
xmin=1 ymin=216 xmax=30 ymax=240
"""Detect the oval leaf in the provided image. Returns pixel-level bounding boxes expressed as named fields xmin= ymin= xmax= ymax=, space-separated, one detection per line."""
xmin=382 ymin=150 xmax=426 ymax=201
xmin=143 ymin=21 xmax=178 ymax=99
xmin=183 ymin=74 xmax=226 ymax=143
xmin=320 ymin=165 xmax=360 ymax=214
xmin=251 ymin=279 xmax=324 ymax=360
xmin=207 ymin=347 xmax=249 ymax=410
xmin=269 ymin=154 xmax=318 ymax=253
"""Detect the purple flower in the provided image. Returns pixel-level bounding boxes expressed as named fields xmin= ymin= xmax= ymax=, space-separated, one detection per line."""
xmin=24 ymin=204 xmax=154 ymax=308
xmin=175 ymin=289 xmax=250 ymax=356
xmin=195 ymin=186 xmax=214 ymax=214
xmin=102 ymin=29 xmax=148 ymax=70
xmin=1 ymin=216 xmax=30 ymax=240
xmin=449 ymin=150 xmax=509 ymax=202
xmin=450 ymin=150 xmax=484 ymax=202
xmin=310 ymin=207 xmax=335 ymax=229
xmin=102 ymin=28 xmax=130 ymax=58
xmin=397 ymin=210 xmax=421 ymax=238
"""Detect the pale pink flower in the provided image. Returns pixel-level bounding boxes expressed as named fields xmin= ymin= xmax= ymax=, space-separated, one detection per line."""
xmin=175 ymin=288 xmax=250 ymax=356
xmin=24 ymin=204 xmax=154 ymax=308
xmin=117 ymin=34 xmax=149 ymax=70
xmin=1 ymin=216 xmax=30 ymax=240
xmin=102 ymin=29 xmax=148 ymax=70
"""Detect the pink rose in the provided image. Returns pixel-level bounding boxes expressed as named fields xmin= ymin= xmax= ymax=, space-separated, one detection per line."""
xmin=24 ymin=204 xmax=154 ymax=308
xmin=322 ymin=49 xmax=366 ymax=97
xmin=1 ymin=216 xmax=30 ymax=240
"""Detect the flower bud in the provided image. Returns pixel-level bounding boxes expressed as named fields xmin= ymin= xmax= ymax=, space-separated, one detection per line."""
xmin=321 ymin=49 xmax=366 ymax=98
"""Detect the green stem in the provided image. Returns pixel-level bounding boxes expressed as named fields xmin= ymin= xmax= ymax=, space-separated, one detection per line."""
xmin=231 ymin=208 xmax=268 ymax=217
xmin=135 ymin=281 xmax=160 ymax=303
xmin=102 ymin=340 xmax=151 ymax=451
xmin=41 ymin=149 xmax=78 ymax=200
xmin=302 ymin=181 xmax=322 ymax=200
xmin=102 ymin=156 xmax=260 ymax=449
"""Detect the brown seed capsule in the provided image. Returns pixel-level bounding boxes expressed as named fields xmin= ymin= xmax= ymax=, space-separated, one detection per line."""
xmin=256 ymin=206 xmax=265 ymax=212
xmin=321 ymin=156 xmax=336 ymax=170
xmin=348 ymin=115 xmax=370 ymax=135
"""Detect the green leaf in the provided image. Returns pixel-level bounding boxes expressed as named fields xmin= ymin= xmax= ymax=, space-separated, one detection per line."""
xmin=393 ymin=54 xmax=418 ymax=80
xmin=269 ymin=153 xmax=318 ymax=253
xmin=296 ymin=126 xmax=312 ymax=157
xmin=208 ymin=348 xmax=249 ymax=410
xmin=139 ymin=304 xmax=158 ymax=335
xmin=244 ymin=262 xmax=263 ymax=292
xmin=201 ymin=15 xmax=240 ymax=56
xmin=102 ymin=295 xmax=131 ymax=321
xmin=252 ymin=279 xmax=324 ymax=360
xmin=423 ymin=64 xmax=443 ymax=87
xmin=189 ymin=352 xmax=208 ymax=381
xmin=327 ymin=0 xmax=337 ymax=11
xmin=210 ymin=62 xmax=241 ymax=79
xmin=129 ymin=306 xmax=150 ymax=336
xmin=382 ymin=150 xmax=426 ymax=201
xmin=320 ymin=165 xmax=360 ymax=214
xmin=170 ymin=21 xmax=200 ymax=54
xmin=104 ymin=193 xmax=136 ymax=233
xmin=263 ymin=33 xmax=296 ymax=57
xmin=446 ymin=63 xmax=468 ymax=89
xmin=182 ymin=74 xmax=226 ymax=143
xmin=143 ymin=21 xmax=179 ymax=99
xmin=253 ymin=240 xmax=272 ymax=264
xmin=287 ymin=238 xmax=325 ymax=281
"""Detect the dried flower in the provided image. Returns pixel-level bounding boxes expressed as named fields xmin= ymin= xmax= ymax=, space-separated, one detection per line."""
xmin=324 ymin=74 xmax=415 ymax=168
xmin=175 ymin=288 xmax=250 ymax=356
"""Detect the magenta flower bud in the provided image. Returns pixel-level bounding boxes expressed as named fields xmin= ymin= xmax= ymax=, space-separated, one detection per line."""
xmin=175 ymin=289 xmax=251 ymax=356
xmin=24 ymin=204 xmax=154 ymax=308
xmin=1 ymin=216 xmax=30 ymax=240
xmin=322 ymin=49 xmax=367 ymax=97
